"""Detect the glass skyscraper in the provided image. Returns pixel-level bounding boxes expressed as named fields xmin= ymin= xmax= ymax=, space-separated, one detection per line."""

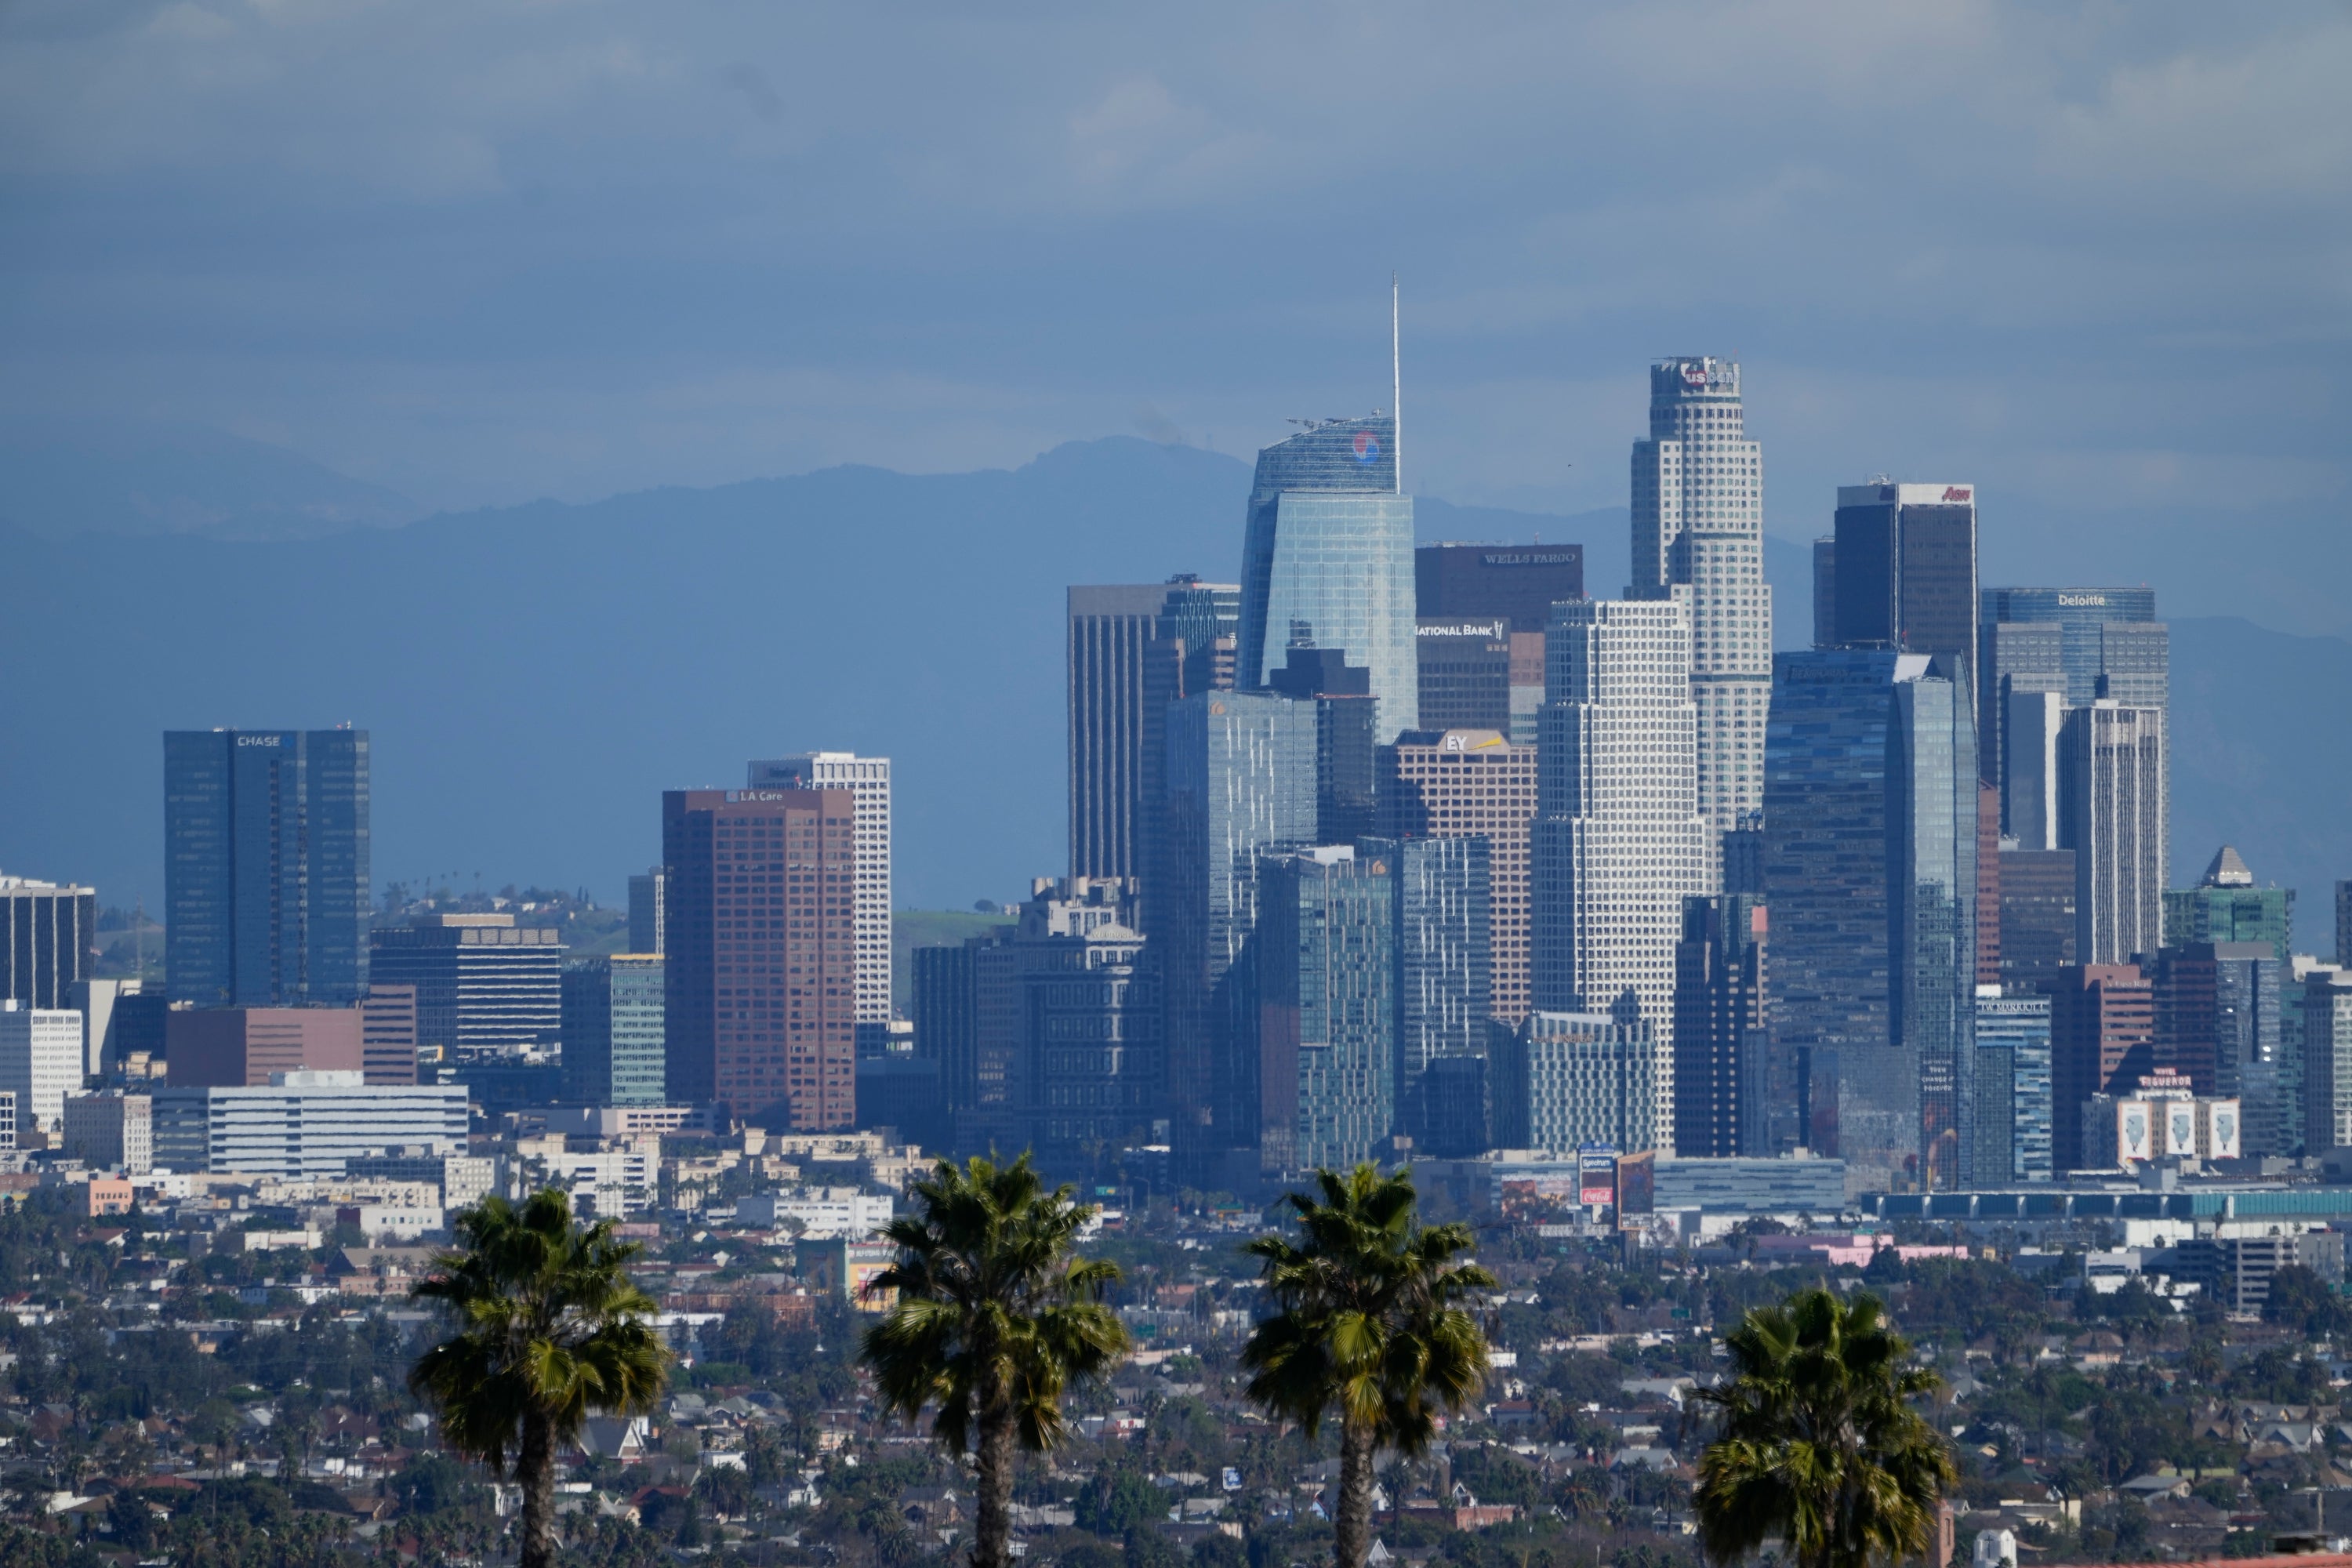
xmin=1974 ymin=990 xmax=2053 ymax=1181
xmin=1237 ymin=416 xmax=1418 ymax=742
xmin=165 ymin=728 xmax=370 ymax=1007
xmin=1977 ymin=585 xmax=2165 ymax=809
xmin=1762 ymin=652 xmax=1977 ymax=1195
xmin=1152 ymin=690 xmax=1316 ymax=1172
xmin=1359 ymin=835 xmax=1490 ymax=1139
xmin=1253 ymin=847 xmax=1396 ymax=1174
xmin=561 ymin=953 xmax=667 ymax=1105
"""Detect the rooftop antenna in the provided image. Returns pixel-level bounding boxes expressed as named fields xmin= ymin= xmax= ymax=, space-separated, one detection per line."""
xmin=1391 ymin=272 xmax=1403 ymax=496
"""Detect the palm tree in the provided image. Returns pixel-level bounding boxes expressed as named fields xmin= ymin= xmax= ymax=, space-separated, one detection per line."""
xmin=1240 ymin=1163 xmax=1495 ymax=1568
xmin=408 ymin=1189 xmax=670 ymax=1568
xmin=1691 ymin=1286 xmax=1955 ymax=1568
xmin=860 ymin=1152 xmax=1131 ymax=1568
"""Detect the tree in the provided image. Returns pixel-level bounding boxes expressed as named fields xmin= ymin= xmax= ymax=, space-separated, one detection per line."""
xmin=1690 ymin=1286 xmax=1955 ymax=1568
xmin=408 ymin=1189 xmax=670 ymax=1568
xmin=859 ymin=1152 xmax=1131 ymax=1568
xmin=1240 ymin=1163 xmax=1495 ymax=1568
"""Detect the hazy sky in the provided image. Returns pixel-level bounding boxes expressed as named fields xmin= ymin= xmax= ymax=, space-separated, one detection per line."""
xmin=3 ymin=2 xmax=2347 ymax=532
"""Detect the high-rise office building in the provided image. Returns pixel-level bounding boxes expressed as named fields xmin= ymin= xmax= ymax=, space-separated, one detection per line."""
xmin=1414 ymin=622 xmax=1517 ymax=739
xmin=1019 ymin=910 xmax=1158 ymax=1170
xmin=627 ymin=868 xmax=666 ymax=956
xmin=1998 ymin=848 xmax=2078 ymax=994
xmin=2338 ymin=881 xmax=2352 ymax=967
xmin=164 ymin=728 xmax=370 ymax=1007
xmin=561 ymin=954 xmax=668 ymax=1106
xmin=2143 ymin=941 xmax=2282 ymax=1152
xmin=1977 ymin=783 xmax=2003 ymax=989
xmin=68 ymin=978 xmax=138 ymax=1079
xmin=662 ymin=787 xmax=857 ymax=1130
xmin=2165 ymin=847 xmax=2293 ymax=962
xmin=1671 ymin=895 xmax=1766 ymax=1160
xmin=368 ymin=915 xmax=564 ymax=1059
xmin=2060 ymin=702 xmax=2166 ymax=965
xmin=967 ymin=878 xmax=1141 ymax=1152
xmin=746 ymin=754 xmax=891 ymax=1045
xmin=0 ymin=1001 xmax=83 ymax=1133
xmin=1892 ymin=660 xmax=1979 ymax=1190
xmin=1974 ymin=989 xmax=2053 ymax=1182
xmin=1629 ymin=357 xmax=1772 ymax=834
xmin=1067 ymin=584 xmax=1172 ymax=882
xmin=1415 ymin=543 xmax=1583 ymax=632
xmin=1379 ymin=728 xmax=1536 ymax=1025
xmin=358 ymin=983 xmax=418 ymax=1085
xmin=1 ymin=875 xmax=96 ymax=1011
xmin=1531 ymin=599 xmax=1708 ymax=1134
xmin=1762 ymin=650 xmax=1975 ymax=1193
xmin=1236 ymin=416 xmax=1418 ymax=742
xmin=163 ymin=1005 xmax=363 ymax=1087
xmin=1810 ymin=538 xmax=1837 ymax=648
xmin=1254 ymin=847 xmax=1396 ymax=1174
xmin=2303 ymin=968 xmax=2352 ymax=1155
xmin=1137 ymin=578 xmax=1242 ymax=932
xmin=62 ymin=1091 xmax=151 ymax=1174
xmin=2003 ymin=687 xmax=2065 ymax=850
xmin=912 ymin=942 xmax=981 ymax=1117
xmin=1492 ymin=1009 xmax=1661 ymax=1154
xmin=1154 ymin=690 xmax=1316 ymax=1171
xmin=1267 ymin=647 xmax=1378 ymax=844
xmin=1359 ymin=836 xmax=1490 ymax=1143
xmin=2050 ymin=963 xmax=2155 ymax=1171
xmin=1822 ymin=482 xmax=1980 ymax=697
xmin=1978 ymin=586 xmax=2165 ymax=803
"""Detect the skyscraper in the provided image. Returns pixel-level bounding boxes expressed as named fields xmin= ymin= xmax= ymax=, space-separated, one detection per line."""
xmin=1066 ymin=584 xmax=1171 ymax=882
xmin=368 ymin=915 xmax=564 ymax=1059
xmin=1671 ymin=895 xmax=1766 ymax=1160
xmin=2060 ymin=703 xmax=2166 ymax=965
xmin=1978 ymin=586 xmax=2165 ymax=803
xmin=1763 ymin=650 xmax=1976 ymax=1194
xmin=2050 ymin=963 xmax=2155 ymax=1171
xmin=561 ymin=954 xmax=668 ymax=1106
xmin=1999 ymin=848 xmax=2078 ymax=994
xmin=2165 ymin=846 xmax=2293 ymax=962
xmin=1254 ymin=846 xmax=1396 ymax=1174
xmin=1492 ymin=1008 xmax=1661 ymax=1154
xmin=1359 ymin=835 xmax=1490 ymax=1144
xmin=1266 ymin=646 xmax=1378 ymax=844
xmin=1630 ymin=357 xmax=1772 ymax=834
xmin=627 ymin=868 xmax=666 ymax=956
xmin=1154 ymin=690 xmax=1317 ymax=1173
xmin=164 ymin=728 xmax=370 ymax=1007
xmin=1823 ymin=482 xmax=1980 ymax=697
xmin=1236 ymin=416 xmax=1418 ymax=742
xmin=1379 ymin=728 xmax=1536 ymax=1025
xmin=1531 ymin=598 xmax=1708 ymax=1148
xmin=1414 ymin=543 xmax=1583 ymax=631
xmin=1137 ymin=577 xmax=1241 ymax=931
xmin=662 ymin=787 xmax=857 ymax=1130
xmin=0 ymin=874 xmax=96 ymax=1011
xmin=2303 ymin=969 xmax=2352 ymax=1156
xmin=2338 ymin=880 xmax=2352 ymax=967
xmin=746 ymin=754 xmax=891 ymax=1047
xmin=1974 ymin=989 xmax=2053 ymax=1182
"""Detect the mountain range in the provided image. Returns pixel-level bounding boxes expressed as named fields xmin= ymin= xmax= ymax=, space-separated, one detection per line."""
xmin=0 ymin=434 xmax=2341 ymax=941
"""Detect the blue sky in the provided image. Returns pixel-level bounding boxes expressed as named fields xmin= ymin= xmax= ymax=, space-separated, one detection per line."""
xmin=2 ymin=2 xmax=2347 ymax=535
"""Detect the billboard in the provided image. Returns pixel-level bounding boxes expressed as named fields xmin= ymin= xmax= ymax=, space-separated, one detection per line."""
xmin=1617 ymin=1150 xmax=1655 ymax=1217
xmin=1578 ymin=1143 xmax=1617 ymax=1207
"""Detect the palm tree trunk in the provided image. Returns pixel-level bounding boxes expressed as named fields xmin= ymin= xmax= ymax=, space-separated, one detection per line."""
xmin=1335 ymin=1415 xmax=1377 ymax=1568
xmin=517 ymin=1406 xmax=557 ymax=1568
xmin=973 ymin=1394 xmax=1017 ymax=1568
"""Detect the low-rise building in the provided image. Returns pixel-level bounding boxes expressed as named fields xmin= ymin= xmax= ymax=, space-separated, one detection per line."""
xmin=151 ymin=1071 xmax=468 ymax=1178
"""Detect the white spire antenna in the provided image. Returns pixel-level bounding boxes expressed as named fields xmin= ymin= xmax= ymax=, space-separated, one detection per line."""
xmin=1391 ymin=271 xmax=1402 ymax=495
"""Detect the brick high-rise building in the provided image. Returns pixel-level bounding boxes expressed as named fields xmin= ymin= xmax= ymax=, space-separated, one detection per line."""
xmin=745 ymin=754 xmax=891 ymax=1050
xmin=2050 ymin=963 xmax=2154 ymax=1171
xmin=1378 ymin=728 xmax=1537 ymax=1025
xmin=662 ymin=787 xmax=857 ymax=1131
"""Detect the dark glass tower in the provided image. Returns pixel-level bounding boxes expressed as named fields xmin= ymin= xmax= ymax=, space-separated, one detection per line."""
xmin=164 ymin=728 xmax=370 ymax=1007
xmin=1825 ymin=482 xmax=1980 ymax=699
xmin=1762 ymin=652 xmax=1976 ymax=1195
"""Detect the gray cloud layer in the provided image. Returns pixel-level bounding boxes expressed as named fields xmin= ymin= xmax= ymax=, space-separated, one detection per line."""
xmin=2 ymin=2 xmax=2346 ymax=537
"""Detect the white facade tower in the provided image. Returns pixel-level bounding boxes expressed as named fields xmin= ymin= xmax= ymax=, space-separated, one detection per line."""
xmin=1631 ymin=357 xmax=1772 ymax=844
xmin=748 ymin=753 xmax=893 ymax=1041
xmin=1530 ymin=599 xmax=1711 ymax=1151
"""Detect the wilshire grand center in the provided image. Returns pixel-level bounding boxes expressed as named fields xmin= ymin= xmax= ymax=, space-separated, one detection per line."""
xmin=1631 ymin=358 xmax=1772 ymax=840
xmin=1237 ymin=414 xmax=1418 ymax=743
